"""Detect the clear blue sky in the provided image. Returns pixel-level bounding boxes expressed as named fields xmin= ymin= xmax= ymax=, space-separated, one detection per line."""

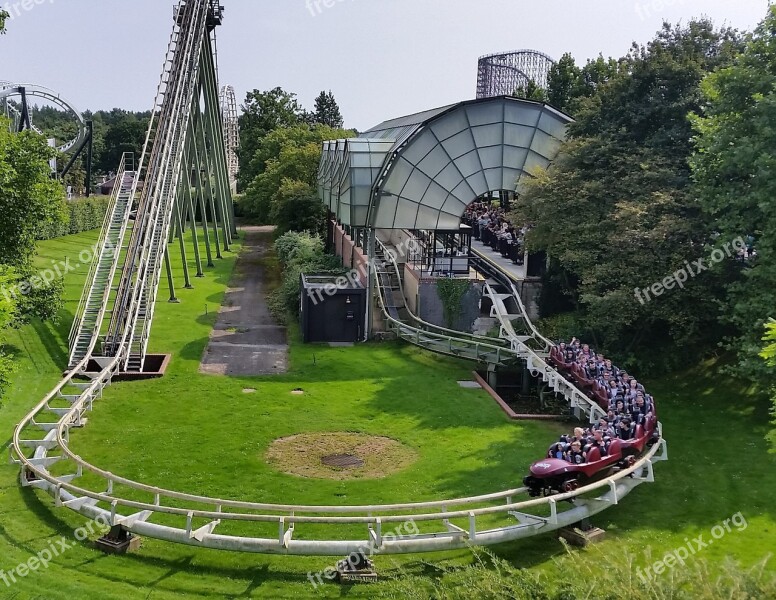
xmin=1 ymin=0 xmax=770 ymax=130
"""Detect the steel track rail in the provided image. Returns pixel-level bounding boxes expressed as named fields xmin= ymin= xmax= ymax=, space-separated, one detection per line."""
xmin=10 ymin=0 xmax=666 ymax=557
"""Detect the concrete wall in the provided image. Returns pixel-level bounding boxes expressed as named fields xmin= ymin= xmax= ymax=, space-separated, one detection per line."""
xmin=517 ymin=278 xmax=542 ymax=322
xmin=418 ymin=280 xmax=483 ymax=333
xmin=403 ymin=264 xmax=420 ymax=314
xmin=332 ymin=223 xmax=368 ymax=287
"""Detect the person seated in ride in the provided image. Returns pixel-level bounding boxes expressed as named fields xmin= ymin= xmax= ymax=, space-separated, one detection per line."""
xmin=631 ymin=396 xmax=649 ymax=424
xmin=564 ymin=441 xmax=586 ymax=464
xmin=564 ymin=348 xmax=576 ymax=363
xmin=607 ymin=379 xmax=620 ymax=399
xmin=589 ymin=429 xmax=609 ymax=457
xmin=585 ymin=358 xmax=599 ymax=379
xmin=561 ymin=427 xmax=587 ymax=448
xmin=625 ymin=380 xmax=643 ymax=402
xmin=614 ymin=399 xmax=627 ymax=415
xmin=594 ymin=417 xmax=615 ymax=438
xmin=547 ymin=442 xmax=566 ymax=459
xmin=617 ymin=418 xmax=635 ymax=440
xmin=643 ymin=392 xmax=655 ymax=413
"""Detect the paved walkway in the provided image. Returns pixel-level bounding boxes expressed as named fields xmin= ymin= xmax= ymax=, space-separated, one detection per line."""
xmin=199 ymin=226 xmax=288 ymax=376
xmin=471 ymin=243 xmax=527 ymax=282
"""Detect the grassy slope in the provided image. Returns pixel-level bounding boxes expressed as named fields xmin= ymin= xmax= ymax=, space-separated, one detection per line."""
xmin=0 ymin=230 xmax=774 ymax=599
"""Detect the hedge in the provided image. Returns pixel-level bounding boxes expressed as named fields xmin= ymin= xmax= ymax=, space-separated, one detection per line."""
xmin=37 ymin=196 xmax=112 ymax=240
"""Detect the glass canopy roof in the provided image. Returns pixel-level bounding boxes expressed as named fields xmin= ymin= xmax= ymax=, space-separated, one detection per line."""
xmin=318 ymin=96 xmax=572 ymax=230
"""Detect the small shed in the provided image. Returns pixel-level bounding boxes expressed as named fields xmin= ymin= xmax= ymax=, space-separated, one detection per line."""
xmin=300 ymin=274 xmax=366 ymax=343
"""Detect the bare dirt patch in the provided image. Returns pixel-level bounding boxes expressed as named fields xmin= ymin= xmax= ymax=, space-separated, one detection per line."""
xmin=266 ymin=432 xmax=418 ymax=480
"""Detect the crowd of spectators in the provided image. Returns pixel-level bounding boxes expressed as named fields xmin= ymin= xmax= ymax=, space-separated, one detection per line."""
xmin=462 ymin=202 xmax=527 ymax=265
xmin=548 ymin=337 xmax=656 ymax=464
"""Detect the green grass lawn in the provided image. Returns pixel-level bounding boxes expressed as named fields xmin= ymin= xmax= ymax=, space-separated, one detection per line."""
xmin=0 ymin=229 xmax=775 ymax=599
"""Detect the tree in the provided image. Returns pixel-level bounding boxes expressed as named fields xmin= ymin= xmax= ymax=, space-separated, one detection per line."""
xmin=0 ymin=9 xmax=8 ymax=33
xmin=0 ymin=265 xmax=16 ymax=403
xmin=514 ymin=79 xmax=546 ymax=102
xmin=270 ymin=179 xmax=327 ymax=237
xmin=760 ymin=320 xmax=776 ymax=451
xmin=692 ymin=6 xmax=776 ymax=384
xmin=0 ymin=120 xmax=67 ymax=322
xmin=94 ymin=110 xmax=150 ymax=175
xmin=513 ymin=19 xmax=744 ymax=371
xmin=240 ymin=124 xmax=354 ymax=223
xmin=312 ymin=91 xmax=344 ymax=128
xmin=0 ymin=125 xmax=67 ymax=267
xmin=237 ymin=88 xmax=303 ymax=190
xmin=546 ymin=53 xmax=581 ymax=112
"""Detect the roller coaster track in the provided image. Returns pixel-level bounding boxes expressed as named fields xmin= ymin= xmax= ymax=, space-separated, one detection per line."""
xmin=0 ymin=82 xmax=88 ymax=153
xmin=9 ymin=1 xmax=666 ymax=557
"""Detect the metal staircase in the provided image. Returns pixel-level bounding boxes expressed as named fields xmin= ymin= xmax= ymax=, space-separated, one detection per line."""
xmin=67 ymin=153 xmax=136 ymax=369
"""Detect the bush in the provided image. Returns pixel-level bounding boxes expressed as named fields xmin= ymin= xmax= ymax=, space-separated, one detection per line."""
xmin=270 ymin=231 xmax=345 ymax=323
xmin=36 ymin=196 xmax=112 ymax=240
xmin=378 ymin=546 xmax=776 ymax=600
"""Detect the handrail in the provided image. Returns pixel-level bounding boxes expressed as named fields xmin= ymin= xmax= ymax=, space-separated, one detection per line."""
xmin=471 ymin=249 xmax=553 ymax=351
xmin=374 ymin=236 xmax=509 ymax=346
xmin=10 ymin=0 xmax=665 ymax=557
xmin=68 ymin=153 xmax=135 ymax=357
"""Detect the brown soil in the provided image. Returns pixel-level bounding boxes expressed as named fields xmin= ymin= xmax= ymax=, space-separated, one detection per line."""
xmin=266 ymin=432 xmax=418 ymax=480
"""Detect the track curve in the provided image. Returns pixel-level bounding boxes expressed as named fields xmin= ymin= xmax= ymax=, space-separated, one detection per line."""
xmin=9 ymin=243 xmax=667 ymax=556
xmin=0 ymin=82 xmax=87 ymax=152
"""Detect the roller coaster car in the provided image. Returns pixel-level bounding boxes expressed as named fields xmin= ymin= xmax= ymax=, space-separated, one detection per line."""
xmin=523 ymin=416 xmax=659 ymax=498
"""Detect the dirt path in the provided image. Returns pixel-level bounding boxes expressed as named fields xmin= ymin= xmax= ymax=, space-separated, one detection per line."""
xmin=199 ymin=226 xmax=288 ymax=376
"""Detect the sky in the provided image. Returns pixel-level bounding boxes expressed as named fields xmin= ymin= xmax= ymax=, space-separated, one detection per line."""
xmin=0 ymin=0 xmax=771 ymax=131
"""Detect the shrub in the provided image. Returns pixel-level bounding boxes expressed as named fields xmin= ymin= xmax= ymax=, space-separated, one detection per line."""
xmin=36 ymin=196 xmax=112 ymax=240
xmin=378 ymin=546 xmax=776 ymax=600
xmin=270 ymin=231 xmax=345 ymax=323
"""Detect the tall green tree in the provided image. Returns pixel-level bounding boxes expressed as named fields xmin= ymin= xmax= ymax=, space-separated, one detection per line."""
xmin=0 ymin=120 xmax=67 ymax=322
xmin=241 ymin=124 xmax=354 ymax=223
xmin=94 ymin=110 xmax=150 ymax=174
xmin=0 ymin=265 xmax=16 ymax=402
xmin=271 ymin=179 xmax=327 ymax=238
xmin=761 ymin=320 xmax=776 ymax=451
xmin=514 ymin=80 xmax=546 ymax=102
xmin=692 ymin=6 xmax=776 ymax=384
xmin=237 ymin=88 xmax=303 ymax=190
xmin=513 ymin=19 xmax=744 ymax=370
xmin=546 ymin=53 xmax=581 ymax=112
xmin=312 ymin=91 xmax=344 ymax=128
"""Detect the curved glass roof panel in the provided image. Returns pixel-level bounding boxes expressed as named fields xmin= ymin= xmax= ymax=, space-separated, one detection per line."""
xmin=318 ymin=96 xmax=573 ymax=230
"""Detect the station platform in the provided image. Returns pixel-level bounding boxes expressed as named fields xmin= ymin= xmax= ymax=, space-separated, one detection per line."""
xmin=471 ymin=242 xmax=527 ymax=282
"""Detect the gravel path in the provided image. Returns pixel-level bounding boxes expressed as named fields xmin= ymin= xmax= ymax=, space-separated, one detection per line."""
xmin=199 ymin=226 xmax=288 ymax=376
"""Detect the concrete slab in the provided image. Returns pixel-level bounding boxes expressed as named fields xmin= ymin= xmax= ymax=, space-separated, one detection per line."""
xmin=458 ymin=381 xmax=482 ymax=389
xmin=200 ymin=226 xmax=289 ymax=376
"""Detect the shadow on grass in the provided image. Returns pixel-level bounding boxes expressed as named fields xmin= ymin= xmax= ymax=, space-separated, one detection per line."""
xmin=30 ymin=317 xmax=69 ymax=368
xmin=9 ymin=488 xmax=335 ymax=593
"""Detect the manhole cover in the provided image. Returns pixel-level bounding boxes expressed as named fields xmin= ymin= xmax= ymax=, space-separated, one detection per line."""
xmin=321 ymin=454 xmax=365 ymax=469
